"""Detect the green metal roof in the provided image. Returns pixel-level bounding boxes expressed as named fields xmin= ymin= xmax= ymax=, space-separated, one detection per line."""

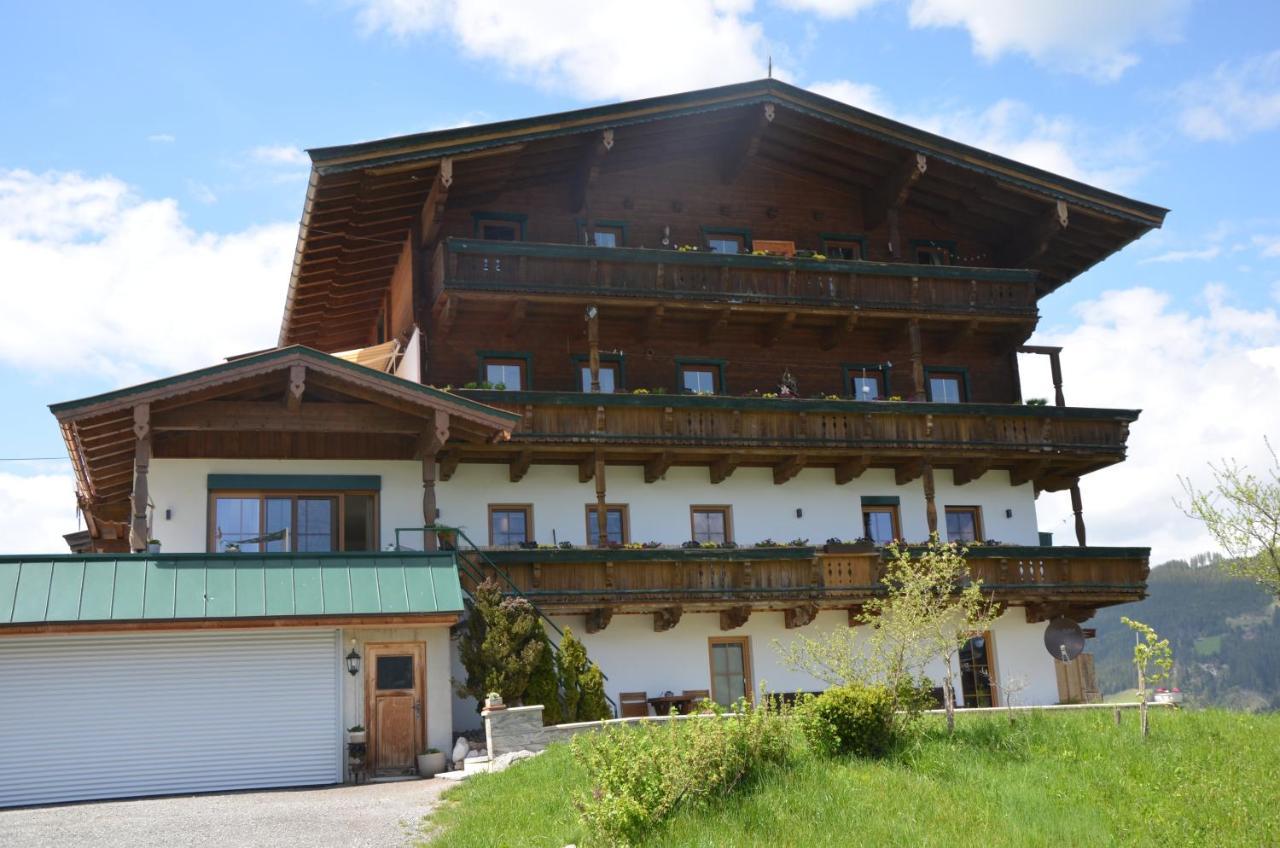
xmin=0 ymin=552 xmax=465 ymax=625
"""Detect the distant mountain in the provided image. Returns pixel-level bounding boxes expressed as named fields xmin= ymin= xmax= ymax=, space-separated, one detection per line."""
xmin=1090 ymin=554 xmax=1280 ymax=711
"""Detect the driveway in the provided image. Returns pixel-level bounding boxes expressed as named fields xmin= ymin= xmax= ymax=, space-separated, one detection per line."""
xmin=0 ymin=779 xmax=452 ymax=848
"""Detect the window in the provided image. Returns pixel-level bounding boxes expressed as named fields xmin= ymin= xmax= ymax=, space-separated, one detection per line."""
xmin=709 ymin=637 xmax=752 ymax=707
xmin=590 ymin=225 xmax=624 ymax=248
xmin=209 ymin=492 xmax=375 ymax=553
xmin=704 ymin=230 xmax=748 ymax=254
xmin=375 ymin=655 xmax=415 ymax=690
xmin=579 ymin=363 xmax=618 ymax=393
xmin=916 ymin=244 xmax=952 ymax=265
xmin=861 ymin=504 xmax=900 ymax=545
xmin=489 ymin=505 xmax=533 ymax=546
xmin=691 ymin=506 xmax=732 ymax=544
xmin=959 ymin=632 xmax=996 ymax=707
xmin=482 ymin=356 xmax=528 ymax=390
xmin=945 ymin=506 xmax=983 ymax=544
xmin=679 ymin=362 xmax=721 ymax=395
xmin=821 ymin=234 xmax=866 ymax=261
xmin=851 ymin=374 xmax=882 ymax=400
xmin=585 ymin=504 xmax=629 ymax=546
xmin=473 ymin=212 xmax=526 ymax=241
xmin=928 ymin=374 xmax=965 ymax=404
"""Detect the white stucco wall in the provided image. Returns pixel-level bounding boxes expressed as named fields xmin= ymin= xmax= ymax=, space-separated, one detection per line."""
xmin=339 ymin=625 xmax=454 ymax=755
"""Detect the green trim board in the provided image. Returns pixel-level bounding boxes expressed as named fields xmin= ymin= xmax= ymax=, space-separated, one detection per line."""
xmin=307 ymin=79 xmax=1166 ymax=228
xmin=924 ymin=366 xmax=973 ymax=403
xmin=861 ymin=496 xmax=901 ymax=506
xmin=454 ymin=388 xmax=1141 ymax=422
xmin=48 ymin=345 xmax=520 ymax=425
xmin=207 ymin=474 xmax=381 ymax=492
xmin=674 ymin=357 xmax=728 ymax=395
xmin=570 ymin=353 xmax=626 ymax=391
xmin=477 ymin=351 xmax=535 ymax=390
xmin=482 ymin=546 xmax=816 ymax=565
xmin=471 ymin=211 xmax=528 ymax=240
xmin=443 ymin=237 xmax=1040 ymax=284
xmin=0 ymin=552 xmax=465 ymax=625
xmin=699 ymin=226 xmax=753 ymax=252
xmin=820 ymin=232 xmax=869 ymax=259
xmin=842 ymin=362 xmax=894 ymax=399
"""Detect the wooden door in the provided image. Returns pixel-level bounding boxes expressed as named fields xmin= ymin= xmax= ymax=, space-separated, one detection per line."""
xmin=364 ymin=642 xmax=426 ymax=775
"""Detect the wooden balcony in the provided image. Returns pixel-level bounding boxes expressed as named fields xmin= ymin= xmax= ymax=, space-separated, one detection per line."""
xmin=447 ymin=391 xmax=1137 ymax=492
xmin=461 ymin=546 xmax=1149 ymax=627
xmin=431 ymin=238 xmax=1040 ymax=323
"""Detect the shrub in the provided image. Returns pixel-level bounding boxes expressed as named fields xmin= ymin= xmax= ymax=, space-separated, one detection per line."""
xmin=799 ymin=683 xmax=898 ymax=758
xmin=558 ymin=628 xmax=612 ymax=723
xmin=573 ymin=698 xmax=794 ymax=845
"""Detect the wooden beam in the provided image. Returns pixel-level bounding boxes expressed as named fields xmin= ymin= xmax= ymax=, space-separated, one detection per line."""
xmin=642 ymin=304 xmax=665 ymax=341
xmin=784 ymin=603 xmax=820 ymax=630
xmin=908 ymin=318 xmax=925 ymax=401
xmin=285 ymin=365 xmax=306 ymax=412
xmin=1010 ymin=460 xmax=1049 ymax=488
xmin=654 ymin=606 xmax=683 ymax=632
xmin=439 ymin=449 xmax=461 ymax=482
xmin=864 ymin=152 xmax=927 ymax=231
xmin=578 ymin=455 xmax=596 ymax=483
xmin=702 ymin=308 xmax=731 ymax=344
xmin=710 ymin=453 xmax=742 ymax=484
xmin=952 ymin=459 xmax=991 ymax=486
xmin=419 ymin=157 xmax=453 ymax=247
xmin=585 ymin=607 xmax=613 ymax=634
xmin=153 ymin=402 xmax=424 ymax=434
xmin=506 ymin=299 xmax=528 ymax=338
xmin=773 ymin=454 xmax=806 ymax=485
xmin=129 ymin=404 xmax=150 ymax=553
xmin=509 ymin=450 xmax=533 ymax=483
xmin=1070 ymin=482 xmax=1087 ymax=546
xmin=719 ymin=605 xmax=751 ymax=631
xmin=420 ymin=413 xmax=449 ymax=551
xmin=644 ymin=451 xmax=674 ymax=483
xmin=593 ymin=453 xmax=608 ymax=547
xmin=761 ymin=311 xmax=796 ymax=348
xmin=923 ymin=462 xmax=938 ymax=537
xmin=895 ymin=458 xmax=926 ymax=485
xmin=569 ymin=129 xmax=614 ymax=213
xmin=1000 ymin=200 xmax=1068 ymax=267
xmin=586 ymin=305 xmax=600 ymax=392
xmin=820 ymin=312 xmax=858 ymax=351
xmin=834 ymin=455 xmax=870 ymax=485
xmin=720 ymin=102 xmax=774 ymax=184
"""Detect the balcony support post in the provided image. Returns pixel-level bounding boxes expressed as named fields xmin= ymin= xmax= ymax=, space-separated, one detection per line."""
xmin=420 ymin=411 xmax=449 ymax=552
xmin=1050 ymin=350 xmax=1066 ymax=407
xmin=587 ymin=304 xmax=601 ymax=392
xmin=923 ymin=461 xmax=938 ymax=537
xmin=1070 ymin=482 xmax=1087 ymax=546
xmin=908 ymin=318 xmax=925 ymax=401
xmin=129 ymin=403 xmax=151 ymax=553
xmin=594 ymin=452 xmax=608 ymax=547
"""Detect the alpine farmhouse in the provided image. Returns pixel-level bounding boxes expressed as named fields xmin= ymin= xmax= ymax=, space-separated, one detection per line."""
xmin=0 ymin=79 xmax=1166 ymax=806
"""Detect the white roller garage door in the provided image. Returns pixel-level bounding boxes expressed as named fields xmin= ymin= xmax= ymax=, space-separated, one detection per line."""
xmin=0 ymin=629 xmax=341 ymax=808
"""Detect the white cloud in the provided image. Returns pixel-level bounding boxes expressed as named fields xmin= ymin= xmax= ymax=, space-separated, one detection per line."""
xmin=775 ymin=0 xmax=883 ymax=17
xmin=1022 ymin=285 xmax=1280 ymax=564
xmin=1139 ymin=246 xmax=1221 ymax=265
xmin=813 ymin=83 xmax=1146 ymax=191
xmin=906 ymin=0 xmax=1189 ymax=82
xmin=147 ymin=133 xmax=176 ymax=144
xmin=250 ymin=144 xmax=310 ymax=167
xmin=0 ymin=169 xmax=295 ymax=384
xmin=1176 ymin=50 xmax=1280 ymax=142
xmin=352 ymin=0 xmax=772 ymax=100
xmin=1254 ymin=235 xmax=1280 ymax=258
xmin=0 ymin=470 xmax=81 ymax=554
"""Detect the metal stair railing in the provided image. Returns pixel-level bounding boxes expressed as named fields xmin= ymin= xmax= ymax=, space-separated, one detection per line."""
xmin=393 ymin=525 xmax=616 ymax=716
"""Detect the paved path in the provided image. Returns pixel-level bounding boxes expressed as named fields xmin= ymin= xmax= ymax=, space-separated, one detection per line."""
xmin=0 ymin=779 xmax=452 ymax=848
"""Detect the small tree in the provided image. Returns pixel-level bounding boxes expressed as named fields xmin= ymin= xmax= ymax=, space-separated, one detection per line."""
xmin=525 ymin=634 xmax=563 ymax=725
xmin=455 ymin=579 xmax=548 ymax=707
xmin=1179 ymin=439 xmax=1280 ymax=598
xmin=557 ymin=627 xmax=612 ymax=722
xmin=1122 ymin=616 xmax=1173 ymax=738
xmin=780 ymin=538 xmax=996 ymax=734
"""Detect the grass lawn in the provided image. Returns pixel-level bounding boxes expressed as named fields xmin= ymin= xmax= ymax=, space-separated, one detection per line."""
xmin=422 ymin=709 xmax=1280 ymax=847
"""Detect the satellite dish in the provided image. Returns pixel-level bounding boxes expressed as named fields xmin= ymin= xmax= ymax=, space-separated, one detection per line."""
xmin=1044 ymin=617 xmax=1086 ymax=662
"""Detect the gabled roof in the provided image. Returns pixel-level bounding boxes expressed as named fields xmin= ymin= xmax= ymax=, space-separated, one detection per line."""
xmin=282 ymin=78 xmax=1167 ymax=348
xmin=0 ymin=552 xmax=464 ymax=630
xmin=51 ymin=346 xmax=518 ymax=544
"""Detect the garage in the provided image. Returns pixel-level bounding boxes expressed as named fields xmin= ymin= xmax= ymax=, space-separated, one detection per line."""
xmin=0 ymin=629 xmax=342 ymax=808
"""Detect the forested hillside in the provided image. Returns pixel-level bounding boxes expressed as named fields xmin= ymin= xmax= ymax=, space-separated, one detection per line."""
xmin=1091 ymin=554 xmax=1279 ymax=711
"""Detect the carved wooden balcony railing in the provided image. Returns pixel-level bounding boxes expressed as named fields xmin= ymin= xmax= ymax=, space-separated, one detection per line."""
xmin=460 ymin=546 xmax=1149 ymax=626
xmin=450 ymin=391 xmax=1138 ymax=490
xmin=431 ymin=238 xmax=1039 ymax=318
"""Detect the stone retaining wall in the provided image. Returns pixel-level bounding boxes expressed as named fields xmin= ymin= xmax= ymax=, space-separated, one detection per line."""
xmin=483 ymin=704 xmax=721 ymax=759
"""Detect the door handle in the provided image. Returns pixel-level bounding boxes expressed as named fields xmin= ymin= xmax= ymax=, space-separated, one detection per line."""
xmin=413 ymin=700 xmax=422 ymax=716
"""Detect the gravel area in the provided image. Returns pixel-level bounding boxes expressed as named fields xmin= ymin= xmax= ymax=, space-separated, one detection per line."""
xmin=0 ymin=779 xmax=452 ymax=848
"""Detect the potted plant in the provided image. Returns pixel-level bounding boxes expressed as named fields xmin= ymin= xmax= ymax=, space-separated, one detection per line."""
xmin=823 ymin=537 xmax=876 ymax=554
xmin=146 ymin=539 xmax=161 ymax=554
xmin=417 ymin=747 xmax=447 ymax=777
xmin=436 ymin=527 xmax=458 ymax=550
xmin=347 ymin=725 xmax=366 ymax=744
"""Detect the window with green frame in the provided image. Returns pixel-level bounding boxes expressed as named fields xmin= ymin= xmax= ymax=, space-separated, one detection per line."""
xmin=472 ymin=211 xmax=528 ymax=241
xmin=843 ymin=362 xmax=892 ymax=400
xmin=478 ymin=351 xmax=533 ymax=390
xmin=702 ymin=227 xmax=751 ymax=254
xmin=572 ymin=353 xmax=624 ymax=393
xmin=924 ymin=367 xmax=970 ymax=403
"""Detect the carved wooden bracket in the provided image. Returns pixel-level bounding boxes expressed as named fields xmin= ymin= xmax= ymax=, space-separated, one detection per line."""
xmin=653 ymin=606 xmax=683 ymax=632
xmin=784 ymin=603 xmax=820 ymax=630
xmin=719 ymin=605 xmax=751 ymax=631
xmin=585 ymin=607 xmax=613 ymax=634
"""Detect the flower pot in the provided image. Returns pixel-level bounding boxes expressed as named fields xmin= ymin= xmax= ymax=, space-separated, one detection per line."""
xmin=147 ymin=542 xmax=161 ymax=554
xmin=347 ymin=730 xmax=367 ymax=744
xmin=436 ymin=530 xmax=458 ymax=550
xmin=417 ymin=751 xmax=447 ymax=777
xmin=824 ymin=542 xmax=875 ymax=554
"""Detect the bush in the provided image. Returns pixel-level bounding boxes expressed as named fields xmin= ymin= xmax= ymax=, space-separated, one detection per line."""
xmin=572 ymin=699 xmax=794 ymax=845
xmin=799 ymin=683 xmax=898 ymax=758
xmin=558 ymin=628 xmax=611 ymax=723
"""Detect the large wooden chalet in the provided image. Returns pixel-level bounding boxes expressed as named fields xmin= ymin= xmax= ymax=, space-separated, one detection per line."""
xmin=1 ymin=79 xmax=1165 ymax=806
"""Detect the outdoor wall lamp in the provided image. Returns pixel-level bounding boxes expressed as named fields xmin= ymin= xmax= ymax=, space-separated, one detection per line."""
xmin=345 ymin=643 xmax=362 ymax=676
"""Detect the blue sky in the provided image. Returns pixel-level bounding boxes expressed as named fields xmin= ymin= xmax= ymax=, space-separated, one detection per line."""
xmin=1 ymin=0 xmax=1277 ymax=557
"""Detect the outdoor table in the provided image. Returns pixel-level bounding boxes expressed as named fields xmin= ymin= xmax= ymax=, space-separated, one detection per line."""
xmin=647 ymin=694 xmax=696 ymax=715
